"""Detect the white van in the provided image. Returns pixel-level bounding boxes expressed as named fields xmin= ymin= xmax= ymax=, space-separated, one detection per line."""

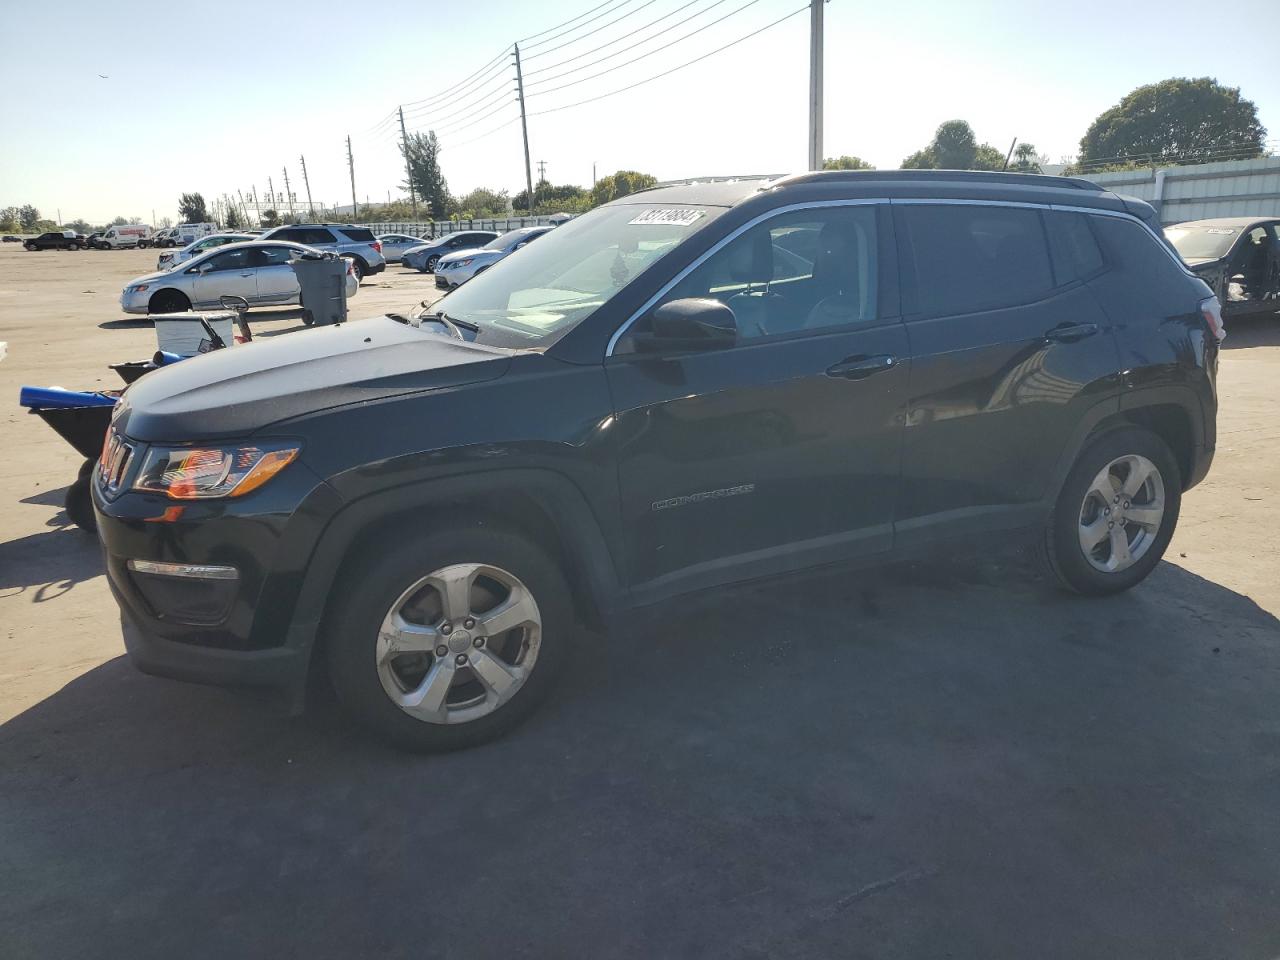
xmin=175 ymin=222 xmax=217 ymax=245
xmin=94 ymin=224 xmax=154 ymax=250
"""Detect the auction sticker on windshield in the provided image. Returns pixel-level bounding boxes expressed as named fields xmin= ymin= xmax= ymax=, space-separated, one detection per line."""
xmin=629 ymin=209 xmax=706 ymax=227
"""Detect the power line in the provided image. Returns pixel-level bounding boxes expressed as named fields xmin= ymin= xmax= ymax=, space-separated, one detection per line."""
xmin=423 ymin=98 xmax=519 ymax=139
xmin=530 ymin=3 xmax=807 ymax=116
xmin=402 ymin=74 xmax=512 ymax=127
xmin=525 ymin=0 xmax=727 ymax=79
xmin=402 ymin=45 xmax=512 ymax=108
xmin=442 ymin=115 xmax=523 ymax=152
xmin=519 ymin=0 xmax=622 ymax=42
xmin=367 ymin=44 xmax=512 ymax=134
xmin=526 ymin=0 xmax=759 ymax=96
xmin=522 ymin=0 xmax=637 ymax=52
xmin=525 ymin=0 xmax=662 ymax=60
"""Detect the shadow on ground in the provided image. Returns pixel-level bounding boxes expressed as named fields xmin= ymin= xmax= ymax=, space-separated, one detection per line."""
xmin=1222 ymin=311 xmax=1280 ymax=350
xmin=3 ymin=553 xmax=1279 ymax=959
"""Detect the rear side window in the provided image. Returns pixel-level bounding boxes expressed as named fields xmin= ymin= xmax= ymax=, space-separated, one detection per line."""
xmin=1046 ymin=211 xmax=1105 ymax=283
xmin=1090 ymin=215 xmax=1191 ymax=290
xmin=339 ymin=227 xmax=376 ymax=242
xmin=901 ymin=204 xmax=1054 ymax=316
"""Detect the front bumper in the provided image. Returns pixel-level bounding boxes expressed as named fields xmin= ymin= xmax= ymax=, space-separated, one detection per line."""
xmin=94 ymin=455 xmax=341 ymax=710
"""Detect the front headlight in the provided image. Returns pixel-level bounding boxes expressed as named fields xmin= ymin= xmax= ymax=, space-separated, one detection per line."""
xmin=134 ymin=441 xmax=300 ymax=500
xmin=132 ymin=283 xmax=150 ymax=292
xmin=455 ymin=258 xmax=474 ymax=267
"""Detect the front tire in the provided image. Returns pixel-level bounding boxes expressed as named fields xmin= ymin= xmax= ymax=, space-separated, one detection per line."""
xmin=67 ymin=242 xmax=80 ymax=251
xmin=1040 ymin=427 xmax=1181 ymax=596
xmin=425 ymin=254 xmax=440 ymax=273
xmin=148 ymin=289 xmax=191 ymax=314
xmin=325 ymin=527 xmax=573 ymax=752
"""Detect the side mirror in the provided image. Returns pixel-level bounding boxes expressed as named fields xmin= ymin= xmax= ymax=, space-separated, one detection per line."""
xmin=634 ymin=298 xmax=737 ymax=354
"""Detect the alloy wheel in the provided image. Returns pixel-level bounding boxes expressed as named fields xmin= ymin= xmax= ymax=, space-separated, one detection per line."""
xmin=375 ymin=563 xmax=542 ymax=725
xmin=1077 ymin=454 xmax=1166 ymax=573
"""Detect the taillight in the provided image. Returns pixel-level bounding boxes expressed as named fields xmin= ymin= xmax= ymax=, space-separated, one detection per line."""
xmin=1200 ymin=296 xmax=1225 ymax=343
xmin=372 ymin=241 xmax=382 ymax=253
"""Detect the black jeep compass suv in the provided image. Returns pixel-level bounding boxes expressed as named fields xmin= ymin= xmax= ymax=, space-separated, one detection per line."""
xmin=94 ymin=171 xmax=1221 ymax=751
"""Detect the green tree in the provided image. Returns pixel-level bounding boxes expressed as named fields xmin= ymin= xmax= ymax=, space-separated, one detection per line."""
xmin=19 ymin=205 xmax=41 ymax=230
xmin=1078 ymin=77 xmax=1266 ymax=168
xmin=1007 ymin=142 xmax=1045 ymax=173
xmin=823 ymin=155 xmax=875 ymax=170
xmin=513 ymin=180 xmax=590 ymax=214
xmin=178 ymin=192 xmax=208 ymax=223
xmin=452 ymin=187 xmax=510 ymax=218
xmin=109 ymin=215 xmax=129 ymax=226
xmin=64 ymin=218 xmax=93 ymax=234
xmin=225 ymin=205 xmax=243 ymax=229
xmin=591 ymin=170 xmax=657 ymax=207
xmin=260 ymin=208 xmax=280 ymax=228
xmin=899 ymin=121 xmax=1015 ymax=171
xmin=402 ymin=131 xmax=450 ymax=219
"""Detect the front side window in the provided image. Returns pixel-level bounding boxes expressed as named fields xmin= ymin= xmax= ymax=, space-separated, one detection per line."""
xmin=901 ymin=204 xmax=1053 ymax=316
xmin=624 ymin=205 xmax=880 ymax=346
xmin=202 ymin=249 xmax=253 ymax=272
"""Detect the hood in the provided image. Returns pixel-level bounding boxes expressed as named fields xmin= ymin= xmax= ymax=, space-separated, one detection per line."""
xmin=440 ymin=248 xmax=499 ymax=265
xmin=115 ymin=315 xmax=511 ymax=442
xmin=128 ymin=269 xmax=171 ymax=285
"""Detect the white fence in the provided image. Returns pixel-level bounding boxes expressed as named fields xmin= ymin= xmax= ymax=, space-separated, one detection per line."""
xmin=366 ymin=215 xmax=567 ymax=238
xmin=1079 ymin=156 xmax=1280 ymax=224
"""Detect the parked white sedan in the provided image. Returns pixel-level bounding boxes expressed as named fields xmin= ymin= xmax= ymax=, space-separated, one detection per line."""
xmin=155 ymin=232 xmax=253 ymax=271
xmin=120 ymin=241 xmax=358 ymax=315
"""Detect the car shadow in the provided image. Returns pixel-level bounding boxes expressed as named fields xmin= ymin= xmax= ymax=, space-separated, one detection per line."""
xmin=1222 ymin=311 xmax=1280 ymax=350
xmin=0 ymin=524 xmax=101 ymax=599
xmin=3 ymin=553 xmax=1279 ymax=957
xmin=97 ymin=318 xmax=152 ymax=330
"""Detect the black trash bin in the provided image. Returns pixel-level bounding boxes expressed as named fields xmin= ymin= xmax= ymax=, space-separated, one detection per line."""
xmin=289 ymin=252 xmax=350 ymax=327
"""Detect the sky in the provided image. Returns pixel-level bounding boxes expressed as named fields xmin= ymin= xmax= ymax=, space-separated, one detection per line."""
xmin=2 ymin=0 xmax=1278 ymax=225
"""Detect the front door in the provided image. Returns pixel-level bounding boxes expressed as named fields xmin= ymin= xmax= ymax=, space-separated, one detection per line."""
xmin=606 ymin=203 xmax=909 ymax=596
xmin=191 ymin=247 xmax=258 ymax=307
xmin=252 ymin=245 xmax=304 ymax=303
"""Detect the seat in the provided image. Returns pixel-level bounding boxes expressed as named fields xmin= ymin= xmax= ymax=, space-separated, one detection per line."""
xmin=801 ymin=220 xmax=863 ymax=330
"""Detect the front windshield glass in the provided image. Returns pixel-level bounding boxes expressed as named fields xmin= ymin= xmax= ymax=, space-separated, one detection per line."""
xmin=1164 ymin=224 xmax=1239 ymax=261
xmin=434 ymin=203 xmax=724 ymax=348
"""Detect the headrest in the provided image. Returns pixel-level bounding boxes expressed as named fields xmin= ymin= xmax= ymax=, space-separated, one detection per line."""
xmin=727 ymin=229 xmax=774 ymax=283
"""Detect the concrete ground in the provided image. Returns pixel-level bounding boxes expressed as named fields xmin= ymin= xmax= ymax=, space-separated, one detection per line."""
xmin=1 ymin=246 xmax=1279 ymax=959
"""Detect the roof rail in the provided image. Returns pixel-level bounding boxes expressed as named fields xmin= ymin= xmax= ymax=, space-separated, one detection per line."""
xmin=768 ymin=169 xmax=1106 ymax=192
xmin=635 ymin=174 xmax=785 ymax=194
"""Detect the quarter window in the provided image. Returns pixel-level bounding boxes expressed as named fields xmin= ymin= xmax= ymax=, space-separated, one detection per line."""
xmin=1047 ymin=211 xmax=1105 ymax=284
xmin=901 ymin=204 xmax=1054 ymax=316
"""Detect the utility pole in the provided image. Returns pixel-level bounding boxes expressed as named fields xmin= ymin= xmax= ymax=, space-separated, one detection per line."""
xmin=268 ymin=176 xmax=276 ymax=215
xmin=346 ymin=135 xmax=358 ymax=219
xmin=299 ymin=155 xmax=316 ymax=218
xmin=398 ymin=106 xmax=417 ymax=217
xmin=592 ymin=161 xmax=597 ymax=188
xmin=807 ymin=0 xmax=824 ymax=171
xmin=282 ymin=166 xmax=295 ymax=217
xmin=251 ymin=185 xmax=261 ymax=224
xmin=1002 ymin=137 xmax=1018 ymax=171
xmin=513 ymin=44 xmax=535 ymax=215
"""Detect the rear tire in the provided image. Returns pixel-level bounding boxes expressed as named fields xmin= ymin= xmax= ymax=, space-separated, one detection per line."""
xmin=1039 ymin=426 xmax=1181 ymax=596
xmin=325 ymin=526 xmax=573 ymax=752
xmin=68 ymin=242 xmax=80 ymax=251
xmin=148 ymin=289 xmax=191 ymax=314
xmin=24 ymin=242 xmax=35 ymax=251
xmin=350 ymin=258 xmax=367 ymax=281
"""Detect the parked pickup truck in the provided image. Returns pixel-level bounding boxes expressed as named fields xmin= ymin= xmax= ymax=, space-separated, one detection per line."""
xmin=24 ymin=231 xmax=87 ymax=251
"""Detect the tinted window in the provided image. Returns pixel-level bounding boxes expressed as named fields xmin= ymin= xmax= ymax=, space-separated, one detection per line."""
xmin=651 ymin=205 xmax=879 ymax=341
xmin=1047 ymin=211 xmax=1105 ymax=284
xmin=203 ymin=249 xmax=254 ymax=272
xmin=1090 ymin=215 xmax=1193 ymax=295
xmin=902 ymin=204 xmax=1053 ymax=316
xmin=339 ymin=227 xmax=375 ymax=242
xmin=255 ymin=246 xmax=299 ymax=266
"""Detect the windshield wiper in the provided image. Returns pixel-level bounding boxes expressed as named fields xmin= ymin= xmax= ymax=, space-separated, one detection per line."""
xmin=420 ymin=310 xmax=479 ymax=340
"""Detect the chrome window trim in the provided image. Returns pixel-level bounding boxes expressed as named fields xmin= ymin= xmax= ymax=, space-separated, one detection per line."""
xmin=604 ymin=198 xmax=881 ymax=357
xmin=603 ymin=196 xmax=1190 ymax=356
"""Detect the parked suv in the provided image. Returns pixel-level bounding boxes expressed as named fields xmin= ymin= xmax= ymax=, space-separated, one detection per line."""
xmin=95 ymin=171 xmax=1221 ymax=752
xmin=258 ymin=223 xmax=386 ymax=280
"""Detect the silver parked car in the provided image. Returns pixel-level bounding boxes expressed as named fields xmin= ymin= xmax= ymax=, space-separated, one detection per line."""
xmin=120 ymin=240 xmax=358 ymax=315
xmin=376 ymin=233 xmax=426 ymax=263
xmin=257 ymin=223 xmax=386 ymax=280
xmin=433 ymin=226 xmax=553 ymax=289
xmin=402 ymin=231 xmax=500 ymax=273
xmin=156 ymin=233 xmax=253 ymax=271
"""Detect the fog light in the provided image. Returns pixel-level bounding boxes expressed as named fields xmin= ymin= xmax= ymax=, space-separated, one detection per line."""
xmin=126 ymin=560 xmax=238 ymax=624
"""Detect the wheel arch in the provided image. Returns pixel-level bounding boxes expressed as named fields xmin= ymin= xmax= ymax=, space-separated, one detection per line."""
xmin=291 ymin=469 xmax=625 ymax=692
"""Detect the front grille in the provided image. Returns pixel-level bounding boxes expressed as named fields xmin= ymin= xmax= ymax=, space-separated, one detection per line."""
xmin=99 ymin=432 xmax=134 ymax=494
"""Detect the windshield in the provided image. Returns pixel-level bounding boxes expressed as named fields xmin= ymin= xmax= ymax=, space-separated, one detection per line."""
xmin=1165 ymin=224 xmax=1240 ymax=261
xmin=485 ymin=229 xmax=531 ymax=251
xmin=434 ymin=203 xmax=724 ymax=348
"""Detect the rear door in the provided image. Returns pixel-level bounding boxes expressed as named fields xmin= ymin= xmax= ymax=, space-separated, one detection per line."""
xmin=607 ymin=202 xmax=909 ymax=594
xmin=252 ymin=246 xmax=304 ymax=302
xmin=893 ymin=201 xmax=1120 ymax=545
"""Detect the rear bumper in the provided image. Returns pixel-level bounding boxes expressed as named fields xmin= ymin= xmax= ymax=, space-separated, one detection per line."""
xmin=366 ymin=261 xmax=385 ymax=275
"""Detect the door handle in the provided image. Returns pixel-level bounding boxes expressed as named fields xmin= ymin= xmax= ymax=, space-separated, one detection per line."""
xmin=1044 ymin=322 xmax=1099 ymax=343
xmin=826 ymin=354 xmax=897 ymax=380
